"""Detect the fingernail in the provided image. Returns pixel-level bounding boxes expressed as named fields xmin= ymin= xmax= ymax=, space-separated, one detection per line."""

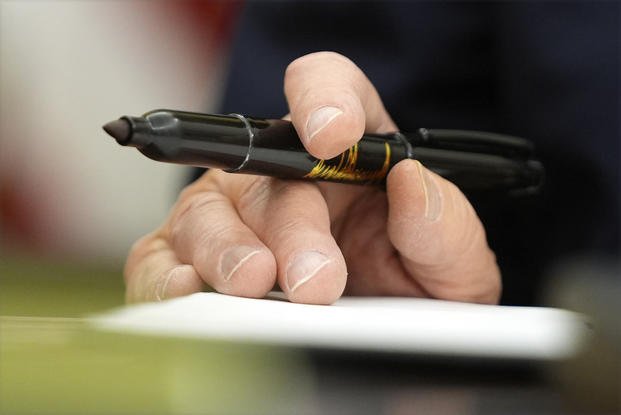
xmin=220 ymin=246 xmax=263 ymax=281
xmin=306 ymin=106 xmax=343 ymax=143
xmin=156 ymin=264 xmax=193 ymax=301
xmin=286 ymin=251 xmax=332 ymax=293
xmin=415 ymin=161 xmax=442 ymax=221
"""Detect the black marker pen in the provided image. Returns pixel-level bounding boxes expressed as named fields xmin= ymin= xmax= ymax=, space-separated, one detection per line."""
xmin=102 ymin=109 xmax=543 ymax=193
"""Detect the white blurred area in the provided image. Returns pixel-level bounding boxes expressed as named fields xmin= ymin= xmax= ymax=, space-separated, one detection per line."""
xmin=0 ymin=1 xmax=228 ymax=263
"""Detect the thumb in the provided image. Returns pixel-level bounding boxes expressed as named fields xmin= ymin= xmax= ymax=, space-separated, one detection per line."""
xmin=386 ymin=159 xmax=501 ymax=304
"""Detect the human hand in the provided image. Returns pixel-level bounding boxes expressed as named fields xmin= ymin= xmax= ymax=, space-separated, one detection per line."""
xmin=124 ymin=52 xmax=501 ymax=305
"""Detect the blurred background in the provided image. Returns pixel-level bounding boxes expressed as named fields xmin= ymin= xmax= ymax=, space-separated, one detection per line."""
xmin=1 ymin=0 xmax=237 ymax=264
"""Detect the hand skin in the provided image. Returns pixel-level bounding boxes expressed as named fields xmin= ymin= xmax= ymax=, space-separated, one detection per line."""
xmin=124 ymin=52 xmax=501 ymax=305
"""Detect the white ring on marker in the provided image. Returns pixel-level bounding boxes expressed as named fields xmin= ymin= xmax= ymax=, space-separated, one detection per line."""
xmin=226 ymin=113 xmax=254 ymax=172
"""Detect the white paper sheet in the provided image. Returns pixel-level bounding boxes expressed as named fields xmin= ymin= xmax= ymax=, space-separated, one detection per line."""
xmin=90 ymin=292 xmax=591 ymax=360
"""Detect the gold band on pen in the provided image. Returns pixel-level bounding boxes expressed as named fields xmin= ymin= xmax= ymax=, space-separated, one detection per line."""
xmin=305 ymin=142 xmax=391 ymax=182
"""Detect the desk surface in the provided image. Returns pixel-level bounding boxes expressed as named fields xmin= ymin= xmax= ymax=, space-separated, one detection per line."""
xmin=0 ymin=257 xmax=607 ymax=414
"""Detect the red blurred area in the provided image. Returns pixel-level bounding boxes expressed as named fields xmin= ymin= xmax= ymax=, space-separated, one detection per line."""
xmin=162 ymin=1 xmax=242 ymax=53
xmin=0 ymin=175 xmax=48 ymax=251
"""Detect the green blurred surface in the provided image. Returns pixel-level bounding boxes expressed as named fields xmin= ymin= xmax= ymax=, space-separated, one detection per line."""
xmin=0 ymin=257 xmax=125 ymax=317
xmin=0 ymin=257 xmax=311 ymax=414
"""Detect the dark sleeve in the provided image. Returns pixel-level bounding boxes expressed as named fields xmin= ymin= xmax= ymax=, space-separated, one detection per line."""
xmin=207 ymin=1 xmax=619 ymax=305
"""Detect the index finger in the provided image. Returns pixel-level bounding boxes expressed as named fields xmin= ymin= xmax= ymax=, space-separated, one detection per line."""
xmin=284 ymin=51 xmax=397 ymax=159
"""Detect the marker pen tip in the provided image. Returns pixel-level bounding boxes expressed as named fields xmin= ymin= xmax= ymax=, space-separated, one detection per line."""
xmin=102 ymin=119 xmax=131 ymax=143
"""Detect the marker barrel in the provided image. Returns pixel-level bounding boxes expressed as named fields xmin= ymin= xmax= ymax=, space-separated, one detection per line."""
xmin=114 ymin=109 xmax=543 ymax=192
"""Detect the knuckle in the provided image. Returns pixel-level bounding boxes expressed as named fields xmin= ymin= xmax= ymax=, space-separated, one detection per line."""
xmin=235 ymin=175 xmax=274 ymax=214
xmin=236 ymin=177 xmax=325 ymax=237
xmin=168 ymin=190 xmax=225 ymax=240
xmin=265 ymin=218 xmax=314 ymax=248
xmin=126 ymin=234 xmax=150 ymax=262
xmin=124 ymin=233 xmax=166 ymax=283
xmin=267 ymin=180 xmax=321 ymax=215
xmin=176 ymin=170 xmax=220 ymax=204
xmin=177 ymin=183 xmax=198 ymax=204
